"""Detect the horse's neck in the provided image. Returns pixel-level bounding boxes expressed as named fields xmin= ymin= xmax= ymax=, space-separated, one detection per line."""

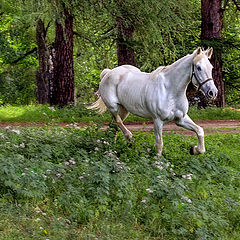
xmin=164 ymin=54 xmax=193 ymax=94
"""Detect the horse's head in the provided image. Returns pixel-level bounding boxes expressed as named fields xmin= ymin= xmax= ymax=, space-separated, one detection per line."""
xmin=192 ymin=47 xmax=218 ymax=100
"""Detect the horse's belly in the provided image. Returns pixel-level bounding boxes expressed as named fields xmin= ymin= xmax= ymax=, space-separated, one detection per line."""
xmin=124 ymin=103 xmax=152 ymax=118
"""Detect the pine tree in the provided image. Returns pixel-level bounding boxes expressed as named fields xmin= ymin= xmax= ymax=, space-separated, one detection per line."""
xmin=50 ymin=7 xmax=75 ymax=107
xmin=36 ymin=19 xmax=52 ymax=104
xmin=201 ymin=0 xmax=225 ymax=107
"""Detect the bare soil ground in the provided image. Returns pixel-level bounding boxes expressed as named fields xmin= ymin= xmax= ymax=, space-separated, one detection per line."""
xmin=0 ymin=120 xmax=239 ymax=136
xmin=122 ymin=120 xmax=240 ymax=136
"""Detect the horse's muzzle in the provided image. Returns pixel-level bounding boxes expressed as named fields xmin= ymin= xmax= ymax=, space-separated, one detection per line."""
xmin=207 ymin=88 xmax=218 ymax=100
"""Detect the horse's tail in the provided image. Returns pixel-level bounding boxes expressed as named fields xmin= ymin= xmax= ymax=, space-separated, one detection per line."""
xmin=87 ymin=68 xmax=111 ymax=114
xmin=87 ymin=96 xmax=107 ymax=114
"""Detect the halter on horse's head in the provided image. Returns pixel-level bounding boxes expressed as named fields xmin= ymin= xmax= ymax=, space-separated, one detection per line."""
xmin=191 ymin=47 xmax=218 ymax=100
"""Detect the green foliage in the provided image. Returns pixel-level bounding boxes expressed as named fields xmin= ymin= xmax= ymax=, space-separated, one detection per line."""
xmin=0 ymin=0 xmax=240 ymax=105
xmin=0 ymin=10 xmax=37 ymax=105
xmin=188 ymin=105 xmax=240 ymax=120
xmin=0 ymin=66 xmax=36 ymax=105
xmin=0 ymin=125 xmax=240 ymax=239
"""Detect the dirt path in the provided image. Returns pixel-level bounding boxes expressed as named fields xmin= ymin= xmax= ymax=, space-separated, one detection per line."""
xmin=123 ymin=120 xmax=240 ymax=136
xmin=0 ymin=120 xmax=239 ymax=136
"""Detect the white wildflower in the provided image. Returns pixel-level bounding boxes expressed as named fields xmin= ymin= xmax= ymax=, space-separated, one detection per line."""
xmin=116 ymin=161 xmax=124 ymax=170
xmin=64 ymin=161 xmax=70 ymax=166
xmin=79 ymin=176 xmax=84 ymax=180
xmin=96 ymin=139 xmax=101 ymax=143
xmin=103 ymin=141 xmax=110 ymax=145
xmin=11 ymin=129 xmax=20 ymax=134
xmin=141 ymin=199 xmax=147 ymax=203
xmin=146 ymin=188 xmax=154 ymax=193
xmin=21 ymin=172 xmax=26 ymax=176
xmin=154 ymin=161 xmax=165 ymax=170
xmin=19 ymin=143 xmax=25 ymax=148
xmin=94 ymin=147 xmax=99 ymax=152
xmin=35 ymin=218 xmax=41 ymax=221
xmin=182 ymin=174 xmax=193 ymax=180
xmin=181 ymin=196 xmax=192 ymax=204
xmin=69 ymin=158 xmax=76 ymax=165
xmin=170 ymin=168 xmax=176 ymax=176
xmin=56 ymin=173 xmax=61 ymax=178
xmin=0 ymin=133 xmax=5 ymax=138
xmin=48 ymin=106 xmax=56 ymax=112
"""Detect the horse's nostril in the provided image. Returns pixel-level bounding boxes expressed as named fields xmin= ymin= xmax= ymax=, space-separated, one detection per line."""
xmin=208 ymin=90 xmax=213 ymax=97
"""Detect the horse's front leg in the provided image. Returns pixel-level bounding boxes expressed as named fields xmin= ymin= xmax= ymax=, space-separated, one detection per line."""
xmin=175 ymin=114 xmax=205 ymax=155
xmin=153 ymin=119 xmax=164 ymax=156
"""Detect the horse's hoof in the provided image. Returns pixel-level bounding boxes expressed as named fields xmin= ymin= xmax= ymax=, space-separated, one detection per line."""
xmin=190 ymin=146 xmax=195 ymax=155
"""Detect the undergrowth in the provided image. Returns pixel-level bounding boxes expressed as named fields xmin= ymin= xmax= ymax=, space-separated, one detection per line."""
xmin=0 ymin=125 xmax=240 ymax=239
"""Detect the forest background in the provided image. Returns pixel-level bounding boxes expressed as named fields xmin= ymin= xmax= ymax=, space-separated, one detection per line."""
xmin=0 ymin=0 xmax=240 ymax=108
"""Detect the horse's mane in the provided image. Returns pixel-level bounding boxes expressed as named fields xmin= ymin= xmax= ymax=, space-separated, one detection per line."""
xmin=150 ymin=66 xmax=168 ymax=80
xmin=150 ymin=54 xmax=193 ymax=80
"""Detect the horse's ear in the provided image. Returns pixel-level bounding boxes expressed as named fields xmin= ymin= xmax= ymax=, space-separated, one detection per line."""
xmin=194 ymin=47 xmax=202 ymax=55
xmin=205 ymin=47 xmax=213 ymax=59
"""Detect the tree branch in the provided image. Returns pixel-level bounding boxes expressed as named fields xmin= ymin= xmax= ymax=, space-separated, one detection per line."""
xmin=44 ymin=21 xmax=51 ymax=39
xmin=73 ymin=31 xmax=96 ymax=45
xmin=10 ymin=47 xmax=37 ymax=64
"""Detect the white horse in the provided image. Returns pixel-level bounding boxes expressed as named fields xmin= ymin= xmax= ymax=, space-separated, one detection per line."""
xmin=88 ymin=47 xmax=218 ymax=156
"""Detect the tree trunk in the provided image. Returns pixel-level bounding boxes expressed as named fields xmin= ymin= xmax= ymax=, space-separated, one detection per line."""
xmin=116 ymin=17 xmax=136 ymax=66
xmin=50 ymin=8 xmax=75 ymax=107
xmin=36 ymin=19 xmax=51 ymax=104
xmin=200 ymin=0 xmax=225 ymax=107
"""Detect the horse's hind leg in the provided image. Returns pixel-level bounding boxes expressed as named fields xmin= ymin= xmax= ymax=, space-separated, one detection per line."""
xmin=117 ymin=105 xmax=132 ymax=140
xmin=119 ymin=105 xmax=129 ymax=122
xmin=109 ymin=104 xmax=132 ymax=141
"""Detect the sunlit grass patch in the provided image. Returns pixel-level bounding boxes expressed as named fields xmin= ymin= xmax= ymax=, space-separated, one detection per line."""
xmin=0 ymin=104 xmax=240 ymax=123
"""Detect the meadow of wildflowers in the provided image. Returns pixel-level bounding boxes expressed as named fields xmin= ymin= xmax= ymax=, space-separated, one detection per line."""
xmin=0 ymin=125 xmax=239 ymax=239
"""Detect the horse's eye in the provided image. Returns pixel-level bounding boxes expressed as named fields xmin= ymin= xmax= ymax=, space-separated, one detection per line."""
xmin=197 ymin=66 xmax=201 ymax=71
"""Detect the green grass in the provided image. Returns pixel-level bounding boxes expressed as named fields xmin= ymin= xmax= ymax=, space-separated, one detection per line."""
xmin=188 ymin=105 xmax=240 ymax=120
xmin=0 ymin=126 xmax=240 ymax=239
xmin=0 ymin=104 xmax=239 ymax=123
